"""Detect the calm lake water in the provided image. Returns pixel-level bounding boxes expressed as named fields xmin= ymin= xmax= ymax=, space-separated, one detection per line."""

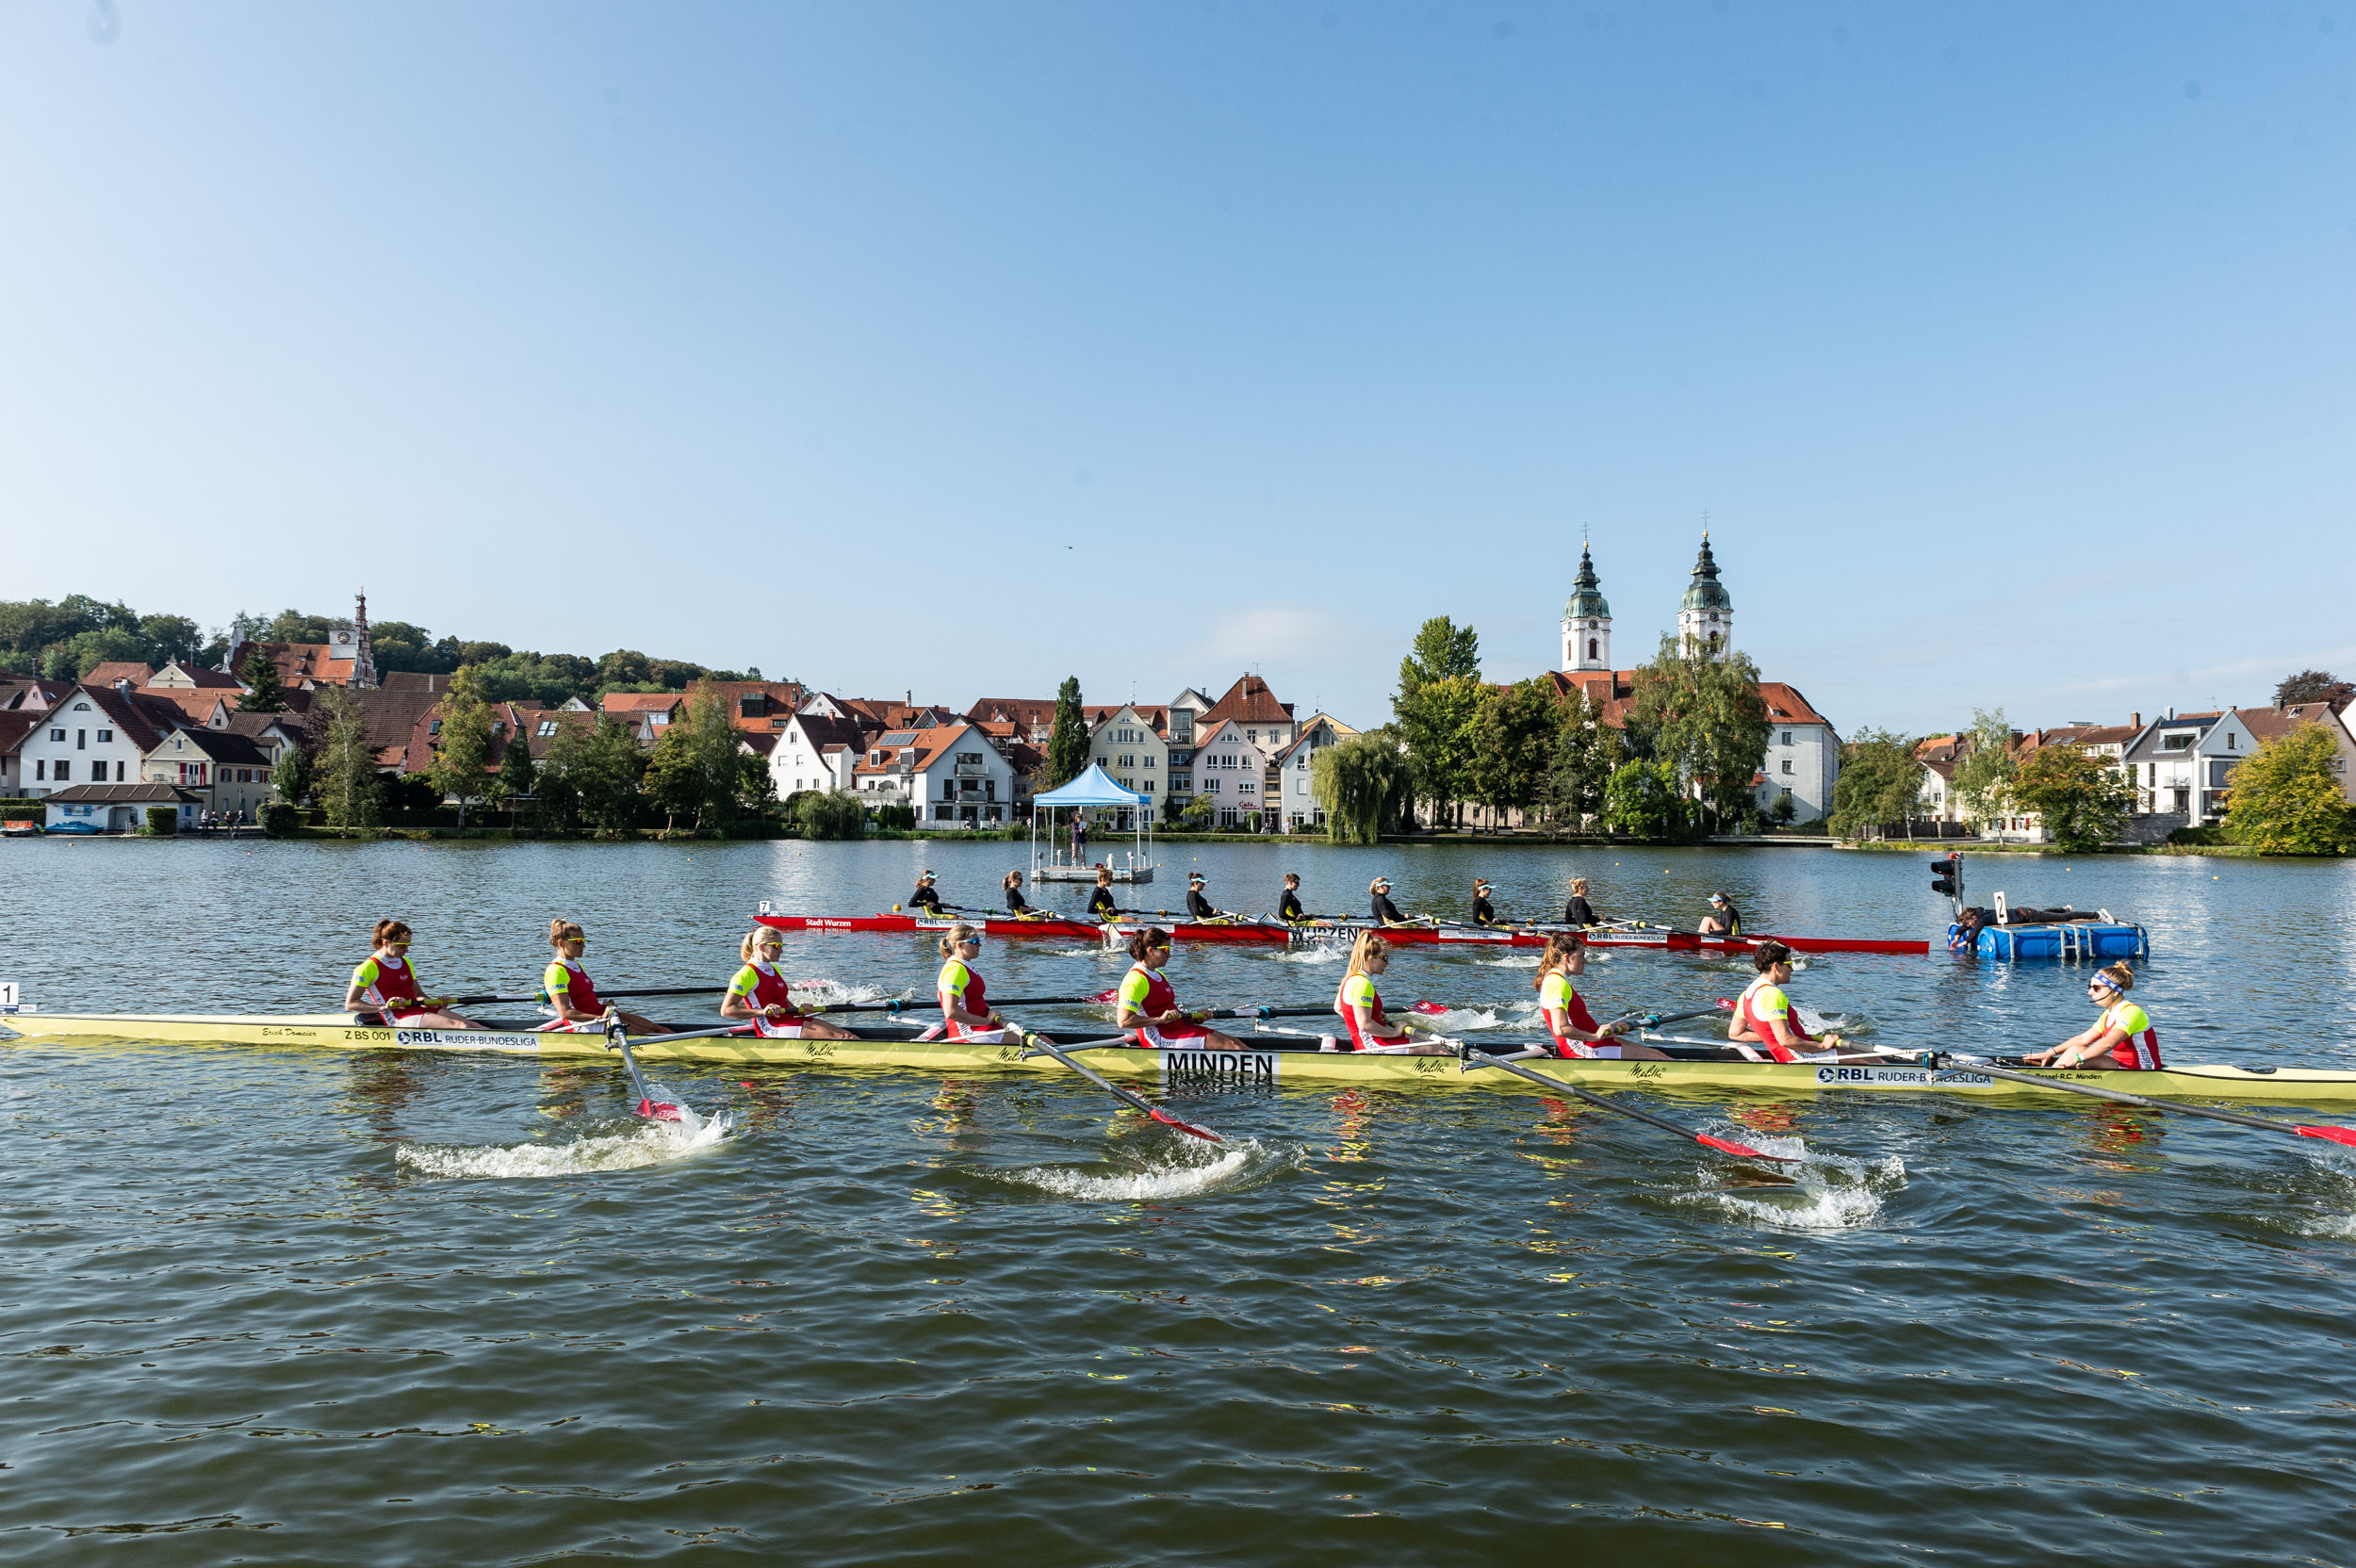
xmin=3 ymin=837 xmax=2353 ymax=1564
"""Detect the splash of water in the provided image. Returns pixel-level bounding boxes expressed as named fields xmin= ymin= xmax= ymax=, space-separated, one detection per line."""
xmin=1477 ymin=954 xmax=1541 ymax=968
xmin=396 ymin=1104 xmax=731 ymax=1180
xmin=794 ymin=978 xmax=903 ymax=1007
xmin=1680 ymin=1129 xmax=1907 ymax=1232
xmin=1418 ymin=1006 xmax=1509 ymax=1033
xmin=997 ymin=1137 xmax=1280 ymax=1200
xmin=1271 ymin=945 xmax=1346 ymax=965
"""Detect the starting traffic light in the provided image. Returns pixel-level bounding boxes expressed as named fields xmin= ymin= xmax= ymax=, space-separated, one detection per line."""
xmin=1930 ymin=855 xmax=1961 ymax=898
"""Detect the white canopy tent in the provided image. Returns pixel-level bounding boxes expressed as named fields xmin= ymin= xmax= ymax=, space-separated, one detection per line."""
xmin=1030 ymin=764 xmax=1156 ymax=884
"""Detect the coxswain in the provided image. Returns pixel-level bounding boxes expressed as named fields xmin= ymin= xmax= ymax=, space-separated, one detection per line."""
xmin=1699 ymin=891 xmax=1742 ymax=937
xmin=1333 ymin=932 xmax=1448 ymax=1054
xmin=1532 ymin=934 xmax=1667 ymax=1059
xmin=1087 ymin=867 xmax=1121 ymax=921
xmin=1114 ymin=928 xmax=1247 ymax=1052
xmin=541 ymin=918 xmax=661 ymax=1035
xmin=1369 ymin=877 xmax=1409 ymax=925
xmin=936 ymin=923 xmax=1049 ymax=1043
xmin=1728 ymin=940 xmax=1846 ymax=1062
xmin=908 ymin=870 xmax=943 ymax=914
xmin=719 ymin=927 xmax=857 ymax=1038
xmin=343 ymin=919 xmax=485 ymax=1030
xmin=1471 ymin=879 xmax=1497 ymax=925
xmin=1186 ymin=873 xmax=1231 ymax=922
xmin=1277 ymin=872 xmax=1307 ymax=923
xmin=1565 ymin=878 xmax=1599 ymax=928
xmin=2024 ymin=963 xmax=2162 ymax=1070
xmin=1003 ymin=870 xmax=1038 ymax=918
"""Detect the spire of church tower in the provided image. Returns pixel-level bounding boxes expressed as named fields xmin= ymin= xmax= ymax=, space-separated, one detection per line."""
xmin=1561 ymin=540 xmax=1613 ymax=673
xmin=352 ymin=590 xmax=378 ymax=689
xmin=1676 ymin=532 xmax=1733 ymax=659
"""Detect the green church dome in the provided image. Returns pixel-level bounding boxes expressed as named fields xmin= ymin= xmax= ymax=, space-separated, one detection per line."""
xmin=1562 ymin=546 xmax=1610 ymax=621
xmin=1679 ymin=535 xmax=1732 ymax=612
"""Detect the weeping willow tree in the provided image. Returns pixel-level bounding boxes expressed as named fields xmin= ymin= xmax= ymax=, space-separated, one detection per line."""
xmin=1311 ymin=730 xmax=1414 ymax=845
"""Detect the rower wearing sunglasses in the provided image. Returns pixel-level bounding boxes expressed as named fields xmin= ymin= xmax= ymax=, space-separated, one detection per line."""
xmin=2023 ymin=963 xmax=2161 ymax=1070
xmin=541 ymin=918 xmax=662 ymax=1034
xmin=343 ymin=919 xmax=485 ymax=1030
xmin=936 ymin=923 xmax=1051 ymax=1044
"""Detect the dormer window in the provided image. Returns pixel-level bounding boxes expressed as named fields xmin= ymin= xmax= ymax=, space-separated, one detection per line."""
xmin=537 ymin=720 xmax=558 ymax=738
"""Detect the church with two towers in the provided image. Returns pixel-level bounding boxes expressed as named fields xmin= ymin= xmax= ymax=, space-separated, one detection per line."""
xmin=1547 ymin=535 xmax=1841 ymax=825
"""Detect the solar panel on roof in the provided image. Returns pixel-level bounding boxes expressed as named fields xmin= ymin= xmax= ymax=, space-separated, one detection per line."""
xmin=880 ymin=731 xmax=917 ymax=744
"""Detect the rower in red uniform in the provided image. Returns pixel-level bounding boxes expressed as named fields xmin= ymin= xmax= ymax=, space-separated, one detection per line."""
xmin=720 ymin=927 xmax=858 ymax=1038
xmin=1115 ymin=928 xmax=1247 ymax=1051
xmin=933 ymin=923 xmax=1053 ymax=1045
xmin=540 ymin=919 xmax=663 ymax=1034
xmin=2024 ymin=963 xmax=2162 ymax=1070
xmin=343 ymin=919 xmax=484 ymax=1030
xmin=1532 ymin=934 xmax=1667 ymax=1059
xmin=1727 ymin=940 xmax=1848 ymax=1062
xmin=1333 ymin=932 xmax=1448 ymax=1054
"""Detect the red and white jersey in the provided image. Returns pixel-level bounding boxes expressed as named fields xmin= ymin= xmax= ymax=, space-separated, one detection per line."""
xmin=545 ymin=955 xmax=602 ymax=1016
xmin=352 ymin=953 xmax=426 ymax=1019
xmin=2102 ymin=1001 xmax=2162 ymax=1070
xmin=1335 ymin=972 xmax=1387 ymax=1051
xmin=938 ymin=957 xmax=990 ymax=1040
xmin=1539 ymin=970 xmax=1601 ymax=1058
xmin=728 ymin=960 xmax=799 ymax=1017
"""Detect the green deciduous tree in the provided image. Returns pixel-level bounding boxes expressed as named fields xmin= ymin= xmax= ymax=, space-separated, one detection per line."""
xmin=425 ymin=666 xmax=496 ymax=827
xmin=2223 ymin=723 xmax=2354 ymax=854
xmin=270 ymin=742 xmax=314 ymax=807
xmin=643 ymin=686 xmax=767 ymax=832
xmin=1948 ymin=708 xmax=2017 ymax=830
xmin=1601 ymin=758 xmax=1688 ymax=840
xmin=1539 ymin=689 xmax=1620 ymax=830
xmin=1468 ymin=678 xmax=1563 ymax=825
xmin=311 ymin=687 xmax=382 ymax=831
xmin=795 ymin=790 xmax=869 ymax=841
xmin=1392 ymin=617 xmax=1483 ymax=827
xmin=490 ymin=720 xmax=536 ymax=808
xmin=1628 ymin=635 xmax=1770 ymax=831
xmin=543 ymin=716 xmax=647 ymax=835
xmin=2009 ymin=743 xmax=2137 ymax=852
xmin=2274 ymin=670 xmax=2356 ymax=710
xmin=1313 ymin=730 xmax=1415 ymax=845
xmin=1047 ymin=677 xmax=1089 ymax=789
xmin=1828 ymin=728 xmax=1928 ymax=841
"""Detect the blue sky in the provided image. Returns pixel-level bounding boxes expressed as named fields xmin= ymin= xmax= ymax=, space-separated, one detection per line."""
xmin=3 ymin=3 xmax=2348 ymax=734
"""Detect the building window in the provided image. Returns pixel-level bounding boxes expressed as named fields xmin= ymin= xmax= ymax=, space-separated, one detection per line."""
xmin=538 ymin=720 xmax=558 ymax=737
xmin=54 ymin=761 xmax=69 ymax=782
xmin=50 ymin=729 xmax=62 ymax=742
xmin=1780 ymin=760 xmax=1793 ymax=775
xmin=1586 ymin=638 xmax=1597 ymax=660
xmin=1206 ymin=778 xmax=1220 ymax=793
xmin=97 ymin=728 xmax=113 ymax=743
xmin=35 ymin=760 xmax=44 ymax=781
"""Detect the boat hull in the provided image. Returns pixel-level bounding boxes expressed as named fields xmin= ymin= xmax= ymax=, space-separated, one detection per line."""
xmin=7 ymin=1012 xmax=2348 ymax=1103
xmin=752 ymin=911 xmax=1929 ymax=956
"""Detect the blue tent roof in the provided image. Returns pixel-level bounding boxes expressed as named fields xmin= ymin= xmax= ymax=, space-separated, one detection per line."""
xmin=1032 ymin=763 xmax=1145 ymax=807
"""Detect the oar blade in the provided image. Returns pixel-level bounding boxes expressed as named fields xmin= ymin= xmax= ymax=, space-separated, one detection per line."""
xmin=633 ymin=1098 xmax=685 ymax=1122
xmin=1410 ymin=1001 xmax=1453 ymax=1016
xmin=2296 ymin=1124 xmax=2356 ymax=1148
xmin=1150 ymin=1108 xmax=1225 ymax=1143
xmin=1697 ymin=1133 xmax=1796 ymax=1163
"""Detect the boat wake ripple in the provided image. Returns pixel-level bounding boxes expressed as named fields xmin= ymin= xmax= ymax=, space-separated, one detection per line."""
xmin=794 ymin=978 xmax=903 ymax=1007
xmin=994 ymin=1137 xmax=1291 ymax=1201
xmin=1680 ymin=1129 xmax=1907 ymax=1232
xmin=1269 ymin=945 xmax=1345 ymax=965
xmin=395 ymin=1103 xmax=732 ymax=1180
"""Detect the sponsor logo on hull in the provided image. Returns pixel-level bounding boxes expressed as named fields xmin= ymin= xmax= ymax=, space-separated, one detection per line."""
xmin=1815 ymin=1064 xmax=1994 ymax=1087
xmin=1161 ymin=1048 xmax=1279 ymax=1085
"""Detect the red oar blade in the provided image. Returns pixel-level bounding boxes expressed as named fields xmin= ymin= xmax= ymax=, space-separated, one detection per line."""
xmin=1089 ymin=988 xmax=1117 ymax=1003
xmin=1697 ymin=1133 xmax=1798 ymax=1163
xmin=2296 ymin=1124 xmax=2356 ymax=1148
xmin=633 ymin=1099 xmax=685 ymax=1122
xmin=1410 ymin=1001 xmax=1453 ymax=1016
xmin=1150 ymin=1108 xmax=1224 ymax=1143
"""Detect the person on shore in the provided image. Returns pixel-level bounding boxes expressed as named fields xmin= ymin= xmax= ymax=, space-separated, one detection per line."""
xmin=1532 ymin=933 xmax=1668 ymax=1060
xmin=908 ymin=870 xmax=944 ymax=914
xmin=540 ymin=919 xmax=662 ymax=1034
xmin=1186 ymin=873 xmax=1232 ymax=922
xmin=1369 ymin=877 xmax=1409 ymax=925
xmin=1088 ymin=867 xmax=1121 ymax=921
xmin=1278 ymin=872 xmax=1307 ymax=923
xmin=1728 ymin=941 xmax=1846 ymax=1062
xmin=2024 ymin=964 xmax=2162 ymax=1070
xmin=1333 ymin=932 xmax=1448 ymax=1054
xmin=935 ymin=923 xmax=1048 ymax=1044
xmin=1699 ymin=891 xmax=1742 ymax=937
xmin=1471 ymin=879 xmax=1497 ymax=925
xmin=1564 ymin=878 xmax=1599 ymax=928
xmin=1003 ymin=870 xmax=1036 ymax=917
xmin=344 ymin=919 xmax=485 ymax=1030
xmin=720 ymin=927 xmax=858 ymax=1038
xmin=1115 ymin=928 xmax=1248 ymax=1052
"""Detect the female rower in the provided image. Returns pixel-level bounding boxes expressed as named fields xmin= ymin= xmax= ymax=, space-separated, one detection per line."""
xmin=1471 ymin=879 xmax=1497 ymax=925
xmin=343 ymin=919 xmax=484 ymax=1030
xmin=908 ymin=871 xmax=943 ymax=914
xmin=1003 ymin=870 xmax=1036 ymax=917
xmin=1278 ymin=873 xmax=1306 ymax=923
xmin=1699 ymin=891 xmax=1742 ymax=937
xmin=1533 ymin=934 xmax=1667 ymax=1059
xmin=1369 ymin=877 xmax=1408 ymax=925
xmin=1728 ymin=940 xmax=1846 ymax=1061
xmin=936 ymin=923 xmax=1048 ymax=1044
xmin=1333 ymin=932 xmax=1448 ymax=1054
xmin=542 ymin=919 xmax=662 ymax=1035
xmin=719 ymin=928 xmax=858 ymax=1039
xmin=1115 ymin=928 xmax=1247 ymax=1052
xmin=1565 ymin=878 xmax=1599 ymax=928
xmin=2024 ymin=963 xmax=2161 ymax=1070
xmin=1186 ymin=874 xmax=1232 ymax=922
xmin=1087 ymin=868 xmax=1121 ymax=921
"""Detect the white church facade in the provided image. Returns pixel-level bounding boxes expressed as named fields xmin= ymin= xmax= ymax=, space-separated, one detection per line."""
xmin=1551 ymin=536 xmax=1841 ymax=825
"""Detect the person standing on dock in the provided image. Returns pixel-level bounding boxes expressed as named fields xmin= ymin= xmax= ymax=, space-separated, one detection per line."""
xmin=908 ymin=871 xmax=943 ymax=914
xmin=1370 ymin=877 xmax=1409 ymax=925
xmin=344 ymin=920 xmax=486 ymax=1031
xmin=1565 ymin=878 xmax=1599 ymax=928
xmin=1278 ymin=873 xmax=1307 ymax=923
xmin=1699 ymin=891 xmax=1742 ymax=937
xmin=1471 ymin=879 xmax=1497 ymax=925
xmin=2024 ymin=964 xmax=2163 ymax=1070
